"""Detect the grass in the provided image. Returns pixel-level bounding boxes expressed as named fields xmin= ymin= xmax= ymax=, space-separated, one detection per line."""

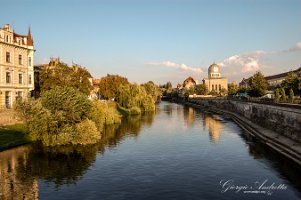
xmin=0 ymin=124 xmax=31 ymax=151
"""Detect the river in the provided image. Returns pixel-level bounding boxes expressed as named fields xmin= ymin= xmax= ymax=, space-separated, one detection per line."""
xmin=0 ymin=102 xmax=301 ymax=200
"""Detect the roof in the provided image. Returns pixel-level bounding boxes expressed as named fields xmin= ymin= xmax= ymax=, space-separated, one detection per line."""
xmin=265 ymin=69 xmax=299 ymax=80
xmin=184 ymin=76 xmax=196 ymax=83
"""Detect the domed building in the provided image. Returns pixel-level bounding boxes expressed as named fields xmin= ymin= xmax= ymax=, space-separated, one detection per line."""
xmin=202 ymin=63 xmax=228 ymax=95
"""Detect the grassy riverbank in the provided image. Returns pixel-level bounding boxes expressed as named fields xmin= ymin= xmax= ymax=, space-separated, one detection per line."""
xmin=0 ymin=124 xmax=30 ymax=151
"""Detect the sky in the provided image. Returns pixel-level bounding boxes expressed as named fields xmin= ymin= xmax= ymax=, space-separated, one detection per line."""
xmin=1 ymin=0 xmax=301 ymax=86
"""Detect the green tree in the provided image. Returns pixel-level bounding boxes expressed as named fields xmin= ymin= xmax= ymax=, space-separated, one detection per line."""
xmin=281 ymin=88 xmax=287 ymax=102
xmin=98 ymin=74 xmax=129 ymax=99
xmin=281 ymin=68 xmax=301 ymax=96
xmin=16 ymin=86 xmax=101 ymax=146
xmin=141 ymin=81 xmax=161 ymax=102
xmin=248 ymin=71 xmax=268 ymax=97
xmin=289 ymin=88 xmax=294 ymax=103
xmin=39 ymin=62 xmax=93 ymax=96
xmin=275 ymin=88 xmax=280 ymax=103
xmin=165 ymin=81 xmax=172 ymax=89
xmin=116 ymin=83 xmax=156 ymax=115
xmin=228 ymin=82 xmax=239 ymax=95
xmin=195 ymin=84 xmax=207 ymax=95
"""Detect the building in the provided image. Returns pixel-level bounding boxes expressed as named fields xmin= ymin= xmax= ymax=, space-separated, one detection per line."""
xmin=239 ymin=68 xmax=301 ymax=88
xmin=0 ymin=24 xmax=34 ymax=108
xmin=265 ymin=68 xmax=300 ymax=87
xmin=183 ymin=76 xmax=196 ymax=89
xmin=202 ymin=63 xmax=228 ymax=94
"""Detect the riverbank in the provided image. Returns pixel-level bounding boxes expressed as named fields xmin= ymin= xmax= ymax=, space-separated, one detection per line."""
xmin=0 ymin=124 xmax=30 ymax=151
xmin=184 ymin=101 xmax=301 ymax=166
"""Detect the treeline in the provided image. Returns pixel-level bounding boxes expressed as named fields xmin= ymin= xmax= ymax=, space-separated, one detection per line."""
xmin=16 ymin=60 xmax=161 ymax=146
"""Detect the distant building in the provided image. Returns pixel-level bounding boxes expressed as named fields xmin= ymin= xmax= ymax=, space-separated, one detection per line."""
xmin=0 ymin=24 xmax=35 ymax=108
xmin=202 ymin=63 xmax=228 ymax=94
xmin=265 ymin=68 xmax=300 ymax=87
xmin=183 ymin=76 xmax=196 ymax=89
xmin=239 ymin=68 xmax=301 ymax=88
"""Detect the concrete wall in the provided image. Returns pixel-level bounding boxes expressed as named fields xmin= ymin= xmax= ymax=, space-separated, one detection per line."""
xmin=190 ymin=98 xmax=301 ymax=143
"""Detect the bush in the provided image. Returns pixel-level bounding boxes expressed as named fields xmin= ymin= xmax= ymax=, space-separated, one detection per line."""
xmin=74 ymin=119 xmax=100 ymax=145
xmin=16 ymin=86 xmax=103 ymax=146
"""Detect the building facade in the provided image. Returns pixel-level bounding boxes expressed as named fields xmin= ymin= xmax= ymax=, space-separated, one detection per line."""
xmin=202 ymin=63 xmax=228 ymax=94
xmin=0 ymin=24 xmax=34 ymax=108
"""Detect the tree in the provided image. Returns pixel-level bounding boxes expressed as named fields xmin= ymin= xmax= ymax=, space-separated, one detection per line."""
xmin=228 ymin=82 xmax=239 ymax=95
xmin=165 ymin=81 xmax=172 ymax=89
xmin=115 ymin=83 xmax=156 ymax=115
xmin=248 ymin=71 xmax=268 ymax=97
xmin=275 ymin=88 xmax=280 ymax=103
xmin=39 ymin=61 xmax=93 ymax=96
xmin=16 ymin=86 xmax=101 ymax=146
xmin=98 ymin=74 xmax=129 ymax=99
xmin=195 ymin=84 xmax=207 ymax=95
xmin=141 ymin=81 xmax=161 ymax=102
xmin=281 ymin=68 xmax=301 ymax=96
xmin=289 ymin=88 xmax=294 ymax=103
xmin=281 ymin=88 xmax=287 ymax=102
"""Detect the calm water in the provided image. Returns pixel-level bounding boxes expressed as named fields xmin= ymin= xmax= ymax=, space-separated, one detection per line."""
xmin=1 ymin=102 xmax=301 ymax=200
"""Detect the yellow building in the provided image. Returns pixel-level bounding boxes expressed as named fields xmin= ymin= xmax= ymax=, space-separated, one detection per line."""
xmin=0 ymin=24 xmax=34 ymax=108
xmin=202 ymin=63 xmax=228 ymax=95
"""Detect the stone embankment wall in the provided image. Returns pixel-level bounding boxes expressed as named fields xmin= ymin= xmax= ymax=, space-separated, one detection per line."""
xmin=0 ymin=109 xmax=22 ymax=126
xmin=189 ymin=98 xmax=301 ymax=143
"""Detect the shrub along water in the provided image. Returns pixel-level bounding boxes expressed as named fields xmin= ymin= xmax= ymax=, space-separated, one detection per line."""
xmin=16 ymin=86 xmax=121 ymax=146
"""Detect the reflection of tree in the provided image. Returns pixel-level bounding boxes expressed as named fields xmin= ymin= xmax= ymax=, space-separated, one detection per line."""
xmin=101 ymin=112 xmax=155 ymax=148
xmin=203 ymin=115 xmax=223 ymax=144
xmin=0 ymin=112 xmax=156 ymax=193
xmin=0 ymin=145 xmax=38 ymax=200
xmin=24 ymin=143 xmax=99 ymax=187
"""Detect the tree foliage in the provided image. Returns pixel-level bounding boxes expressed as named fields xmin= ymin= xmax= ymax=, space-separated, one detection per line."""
xmin=281 ymin=88 xmax=287 ymax=102
xmin=275 ymin=88 xmax=280 ymax=103
xmin=289 ymin=88 xmax=294 ymax=103
xmin=141 ymin=81 xmax=161 ymax=102
xmin=248 ymin=71 xmax=268 ymax=97
xmin=39 ymin=62 xmax=93 ymax=96
xmin=16 ymin=86 xmax=121 ymax=146
xmin=98 ymin=74 xmax=129 ymax=99
xmin=115 ymin=83 xmax=156 ymax=115
xmin=281 ymin=68 xmax=301 ymax=95
xmin=228 ymin=82 xmax=239 ymax=95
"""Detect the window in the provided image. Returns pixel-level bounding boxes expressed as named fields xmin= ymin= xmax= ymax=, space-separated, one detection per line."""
xmin=212 ymin=84 xmax=214 ymax=90
xmin=219 ymin=84 xmax=221 ymax=91
xmin=29 ymin=74 xmax=32 ymax=85
xmin=6 ymin=35 xmax=8 ymax=42
xmin=215 ymin=84 xmax=218 ymax=91
xmin=19 ymin=55 xmax=23 ymax=65
xmin=6 ymin=52 xmax=10 ymax=63
xmin=19 ymin=73 xmax=23 ymax=84
xmin=28 ymin=57 xmax=32 ymax=66
xmin=6 ymin=72 xmax=11 ymax=84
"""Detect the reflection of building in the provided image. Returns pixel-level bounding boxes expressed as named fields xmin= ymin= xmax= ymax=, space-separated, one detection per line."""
xmin=184 ymin=107 xmax=196 ymax=128
xmin=0 ymin=24 xmax=35 ymax=108
xmin=0 ymin=146 xmax=38 ymax=199
xmin=204 ymin=115 xmax=223 ymax=143
xmin=202 ymin=63 xmax=228 ymax=94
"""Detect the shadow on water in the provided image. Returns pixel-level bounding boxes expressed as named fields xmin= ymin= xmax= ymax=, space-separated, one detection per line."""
xmin=239 ymin=130 xmax=301 ymax=192
xmin=0 ymin=112 xmax=155 ymax=198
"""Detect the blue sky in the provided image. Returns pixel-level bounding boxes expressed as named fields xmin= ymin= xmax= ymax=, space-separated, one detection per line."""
xmin=1 ymin=0 xmax=301 ymax=85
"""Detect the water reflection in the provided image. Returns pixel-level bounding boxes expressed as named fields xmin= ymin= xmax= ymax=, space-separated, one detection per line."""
xmin=0 ymin=112 xmax=155 ymax=197
xmin=203 ymin=115 xmax=223 ymax=144
xmin=0 ymin=145 xmax=38 ymax=200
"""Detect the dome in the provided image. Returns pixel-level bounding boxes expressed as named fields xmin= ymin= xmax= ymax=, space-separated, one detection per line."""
xmin=208 ymin=63 xmax=221 ymax=79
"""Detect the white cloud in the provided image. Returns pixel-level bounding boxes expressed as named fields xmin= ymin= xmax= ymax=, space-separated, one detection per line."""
xmin=220 ymin=51 xmax=266 ymax=73
xmin=148 ymin=61 xmax=203 ymax=74
xmin=282 ymin=41 xmax=301 ymax=52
